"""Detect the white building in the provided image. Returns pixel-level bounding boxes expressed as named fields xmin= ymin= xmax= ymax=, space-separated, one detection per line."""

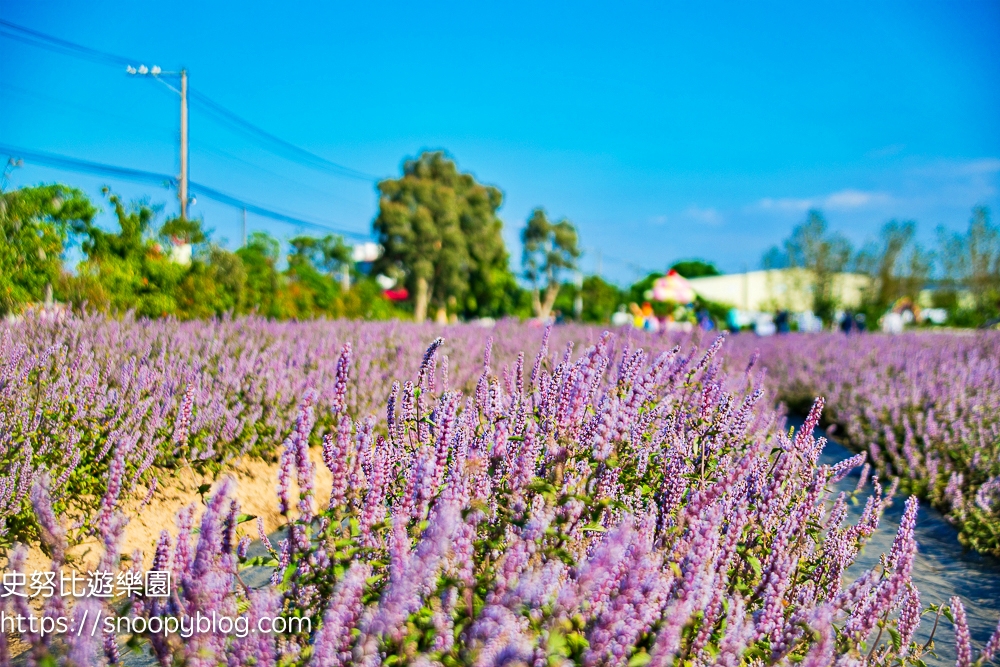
xmin=687 ymin=268 xmax=869 ymax=313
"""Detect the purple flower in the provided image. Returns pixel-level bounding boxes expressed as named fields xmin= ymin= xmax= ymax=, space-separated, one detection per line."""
xmin=310 ymin=562 xmax=370 ymax=666
xmin=952 ymin=595 xmax=972 ymax=667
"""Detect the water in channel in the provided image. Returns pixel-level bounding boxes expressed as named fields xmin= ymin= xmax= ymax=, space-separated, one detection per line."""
xmin=817 ymin=427 xmax=1000 ymax=666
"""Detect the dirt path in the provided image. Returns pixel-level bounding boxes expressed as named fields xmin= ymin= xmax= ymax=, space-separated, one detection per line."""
xmin=3 ymin=447 xmax=332 ymax=659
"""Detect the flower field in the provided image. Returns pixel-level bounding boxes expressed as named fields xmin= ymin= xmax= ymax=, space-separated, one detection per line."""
xmin=2 ymin=314 xmax=999 ymax=666
xmin=737 ymin=332 xmax=1000 ymax=556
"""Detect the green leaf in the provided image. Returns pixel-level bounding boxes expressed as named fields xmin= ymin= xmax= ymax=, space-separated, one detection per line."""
xmin=746 ymin=554 xmax=763 ymax=579
xmin=628 ymin=651 xmax=652 ymax=666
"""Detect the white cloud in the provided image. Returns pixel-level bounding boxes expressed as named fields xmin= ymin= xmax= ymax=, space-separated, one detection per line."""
xmin=824 ymin=189 xmax=890 ymax=209
xmin=953 ymin=158 xmax=1000 ymax=176
xmin=683 ymin=205 xmax=723 ymax=225
xmin=757 ymin=197 xmax=813 ymax=212
xmin=756 ymin=189 xmax=891 ymax=213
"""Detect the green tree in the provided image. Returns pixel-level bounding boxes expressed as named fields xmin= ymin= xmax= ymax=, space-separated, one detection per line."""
xmin=290 ymin=234 xmax=352 ymax=278
xmin=373 ymin=152 xmax=510 ymax=323
xmin=286 ymin=241 xmax=337 ymax=317
xmin=236 ymin=231 xmax=282 ymax=317
xmin=762 ymin=210 xmax=852 ymax=324
xmin=0 ymin=183 xmax=96 ymax=315
xmin=175 ymin=246 xmax=248 ymax=318
xmin=938 ymin=206 xmax=1000 ymax=324
xmin=521 ymin=208 xmax=581 ymax=320
xmin=554 ymin=275 xmax=624 ymax=323
xmin=69 ymin=190 xmax=188 ymax=317
xmin=670 ymin=259 xmax=721 ymax=279
xmin=160 ymin=215 xmax=207 ymax=245
xmin=855 ymin=220 xmax=931 ymax=320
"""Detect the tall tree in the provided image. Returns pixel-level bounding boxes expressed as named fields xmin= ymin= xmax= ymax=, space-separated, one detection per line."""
xmin=938 ymin=206 xmax=1000 ymax=320
xmin=373 ymin=152 xmax=510 ymax=323
xmin=521 ymin=208 xmax=581 ymax=320
xmin=762 ymin=210 xmax=852 ymax=324
xmin=0 ymin=183 xmax=96 ymax=315
xmin=855 ymin=220 xmax=931 ymax=316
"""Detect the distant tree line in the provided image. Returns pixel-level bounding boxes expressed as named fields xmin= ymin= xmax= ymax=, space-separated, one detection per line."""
xmin=10 ymin=150 xmax=991 ymax=327
xmin=0 ymin=184 xmax=402 ymax=320
xmin=763 ymin=207 xmax=1000 ymax=326
xmin=1 ymin=151 xmax=605 ymax=322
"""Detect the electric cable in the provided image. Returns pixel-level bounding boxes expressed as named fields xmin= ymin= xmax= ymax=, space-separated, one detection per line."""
xmin=0 ymin=143 xmax=370 ymax=238
xmin=0 ymin=20 xmax=379 ymax=181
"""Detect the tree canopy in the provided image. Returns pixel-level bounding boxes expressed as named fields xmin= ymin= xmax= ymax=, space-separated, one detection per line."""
xmin=670 ymin=259 xmax=721 ymax=279
xmin=0 ymin=183 xmax=96 ymax=316
xmin=373 ymin=151 xmax=514 ymax=322
xmin=854 ymin=220 xmax=931 ymax=321
xmin=762 ymin=210 xmax=853 ymax=323
xmin=521 ymin=207 xmax=581 ymax=320
xmin=0 ymin=184 xmax=400 ymax=322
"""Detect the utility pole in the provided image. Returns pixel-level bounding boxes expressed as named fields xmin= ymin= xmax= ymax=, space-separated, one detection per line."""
xmin=242 ymin=208 xmax=247 ymax=247
xmin=179 ymin=69 xmax=188 ymax=220
xmin=127 ymin=64 xmax=189 ymax=219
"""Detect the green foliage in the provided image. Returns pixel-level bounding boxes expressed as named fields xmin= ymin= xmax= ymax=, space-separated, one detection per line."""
xmin=160 ymin=215 xmax=207 ymax=244
xmin=236 ymin=231 xmax=282 ymax=316
xmin=670 ymin=259 xmax=720 ymax=279
xmin=373 ymin=151 xmax=514 ymax=322
xmin=289 ymin=234 xmax=352 ymax=276
xmin=628 ymin=272 xmax=663 ymax=306
xmin=65 ymin=192 xmax=188 ymax=317
xmin=937 ymin=206 xmax=1000 ymax=327
xmin=1 ymin=182 xmax=401 ymax=322
xmin=554 ymin=275 xmax=625 ymax=323
xmin=0 ymin=183 xmax=96 ymax=316
xmin=762 ymin=210 xmax=853 ymax=324
xmin=854 ymin=220 xmax=931 ymax=324
xmin=175 ymin=246 xmax=248 ymax=318
xmin=521 ymin=207 xmax=581 ymax=319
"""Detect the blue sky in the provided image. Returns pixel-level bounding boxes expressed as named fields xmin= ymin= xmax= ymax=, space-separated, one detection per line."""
xmin=2 ymin=1 xmax=998 ymax=284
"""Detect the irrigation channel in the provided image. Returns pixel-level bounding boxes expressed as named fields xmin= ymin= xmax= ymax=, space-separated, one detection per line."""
xmin=816 ymin=423 xmax=1000 ymax=666
xmin=20 ymin=427 xmax=997 ymax=666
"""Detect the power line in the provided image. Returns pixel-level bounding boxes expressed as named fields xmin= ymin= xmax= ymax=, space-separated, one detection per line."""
xmin=0 ymin=20 xmax=379 ymax=182
xmin=189 ymin=90 xmax=379 ymax=181
xmin=0 ymin=19 xmax=132 ymax=67
xmin=0 ymin=80 xmax=356 ymax=204
xmin=0 ymin=144 xmax=370 ymax=239
xmin=187 ymin=182 xmax=367 ymax=238
xmin=0 ymin=144 xmax=175 ymax=187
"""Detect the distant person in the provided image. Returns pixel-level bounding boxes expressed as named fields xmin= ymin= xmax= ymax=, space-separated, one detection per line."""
xmin=882 ymin=311 xmax=904 ymax=334
xmin=754 ymin=314 xmax=776 ymax=336
xmin=697 ymin=308 xmax=714 ymax=331
xmin=854 ymin=312 xmax=867 ymax=332
xmin=727 ymin=308 xmax=741 ymax=333
xmin=840 ymin=310 xmax=855 ymax=334
xmin=775 ymin=310 xmax=790 ymax=334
